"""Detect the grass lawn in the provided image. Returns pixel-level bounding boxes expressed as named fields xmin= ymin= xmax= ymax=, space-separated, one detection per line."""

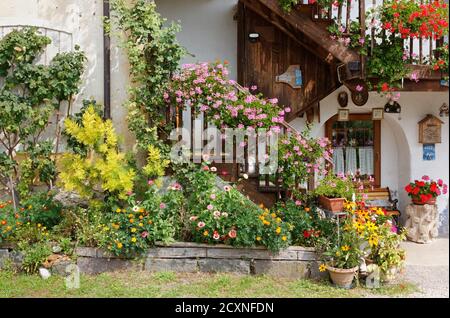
xmin=0 ymin=270 xmax=419 ymax=298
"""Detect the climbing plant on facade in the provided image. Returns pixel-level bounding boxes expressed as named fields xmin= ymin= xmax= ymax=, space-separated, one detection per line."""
xmin=0 ymin=27 xmax=86 ymax=204
xmin=109 ymin=0 xmax=186 ymax=152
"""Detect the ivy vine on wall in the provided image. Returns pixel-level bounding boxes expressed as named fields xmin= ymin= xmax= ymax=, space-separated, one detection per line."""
xmin=109 ymin=0 xmax=186 ymax=153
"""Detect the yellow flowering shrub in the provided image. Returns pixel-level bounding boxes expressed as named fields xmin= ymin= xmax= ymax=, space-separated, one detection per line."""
xmin=142 ymin=144 xmax=170 ymax=178
xmin=59 ymin=105 xmax=135 ymax=200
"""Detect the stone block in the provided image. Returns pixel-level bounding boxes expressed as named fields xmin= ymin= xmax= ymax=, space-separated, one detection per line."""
xmin=206 ymin=247 xmax=298 ymax=260
xmin=144 ymin=258 xmax=199 ymax=273
xmin=198 ymin=259 xmax=250 ymax=274
xmin=253 ymin=260 xmax=311 ymax=279
xmin=50 ymin=260 xmax=75 ymax=276
xmin=309 ymin=261 xmax=329 ymax=280
xmin=147 ymin=247 xmax=207 ymax=259
xmin=0 ymin=249 xmax=9 ymax=269
xmin=77 ymin=256 xmax=142 ymax=274
xmin=74 ymin=247 xmax=97 ymax=258
xmin=297 ymin=250 xmax=317 ymax=261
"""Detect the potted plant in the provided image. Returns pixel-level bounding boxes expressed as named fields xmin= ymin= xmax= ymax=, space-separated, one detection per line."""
xmin=405 ymin=175 xmax=448 ymax=205
xmin=314 ymin=174 xmax=356 ymax=212
xmin=371 ymin=227 xmax=407 ymax=283
xmin=317 ymin=214 xmax=364 ymax=289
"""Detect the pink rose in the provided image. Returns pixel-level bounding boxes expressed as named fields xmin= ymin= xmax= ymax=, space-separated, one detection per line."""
xmin=198 ymin=222 xmax=206 ymax=228
xmin=160 ymin=203 xmax=166 ymax=209
xmin=228 ymin=229 xmax=237 ymax=239
xmin=207 ymin=204 xmax=214 ymax=211
xmin=141 ymin=231 xmax=149 ymax=238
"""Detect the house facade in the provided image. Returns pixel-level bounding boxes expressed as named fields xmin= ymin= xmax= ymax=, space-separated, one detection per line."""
xmin=1 ymin=0 xmax=448 ymax=234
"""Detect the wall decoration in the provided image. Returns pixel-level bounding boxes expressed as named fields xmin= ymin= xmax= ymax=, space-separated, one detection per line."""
xmin=338 ymin=109 xmax=349 ymax=122
xmin=418 ymin=114 xmax=444 ymax=144
xmin=337 ymin=91 xmax=348 ymax=107
xmin=423 ymin=144 xmax=436 ymax=161
xmin=275 ymin=65 xmax=302 ymax=89
xmin=372 ymin=108 xmax=384 ymax=120
xmin=384 ymin=101 xmax=401 ymax=114
xmin=439 ymin=103 xmax=449 ymax=117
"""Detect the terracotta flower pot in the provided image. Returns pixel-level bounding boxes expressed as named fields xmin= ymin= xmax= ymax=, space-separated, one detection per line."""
xmin=412 ymin=197 xmax=436 ymax=205
xmin=327 ymin=265 xmax=359 ymax=289
xmin=318 ymin=195 xmax=345 ymax=212
xmin=327 ymin=265 xmax=359 ymax=288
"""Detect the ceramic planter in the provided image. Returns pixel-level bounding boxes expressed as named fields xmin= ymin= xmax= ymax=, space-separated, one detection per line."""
xmin=412 ymin=197 xmax=436 ymax=205
xmin=327 ymin=265 xmax=359 ymax=289
xmin=318 ymin=195 xmax=345 ymax=212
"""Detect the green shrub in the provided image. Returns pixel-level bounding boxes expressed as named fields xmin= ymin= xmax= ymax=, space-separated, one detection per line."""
xmin=20 ymin=242 xmax=52 ymax=274
xmin=19 ymin=192 xmax=62 ymax=228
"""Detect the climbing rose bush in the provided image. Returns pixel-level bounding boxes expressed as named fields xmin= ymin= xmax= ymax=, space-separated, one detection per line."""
xmin=278 ymin=129 xmax=332 ymax=193
xmin=166 ymin=61 xmax=290 ymax=132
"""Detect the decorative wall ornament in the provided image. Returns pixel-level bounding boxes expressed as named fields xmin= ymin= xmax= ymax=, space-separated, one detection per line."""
xmin=275 ymin=65 xmax=303 ymax=89
xmin=372 ymin=108 xmax=384 ymax=120
xmin=418 ymin=114 xmax=444 ymax=144
xmin=384 ymin=101 xmax=401 ymax=114
xmin=439 ymin=103 xmax=449 ymax=117
xmin=337 ymin=109 xmax=349 ymax=122
xmin=337 ymin=91 xmax=348 ymax=107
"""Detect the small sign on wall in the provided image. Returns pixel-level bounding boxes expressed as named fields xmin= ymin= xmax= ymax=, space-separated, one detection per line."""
xmin=275 ymin=65 xmax=302 ymax=89
xmin=423 ymin=144 xmax=436 ymax=161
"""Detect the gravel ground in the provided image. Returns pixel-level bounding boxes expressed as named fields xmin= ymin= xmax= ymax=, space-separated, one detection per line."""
xmin=402 ymin=265 xmax=449 ymax=298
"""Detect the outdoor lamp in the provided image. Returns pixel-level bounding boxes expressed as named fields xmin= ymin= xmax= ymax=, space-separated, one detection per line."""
xmin=248 ymin=32 xmax=260 ymax=43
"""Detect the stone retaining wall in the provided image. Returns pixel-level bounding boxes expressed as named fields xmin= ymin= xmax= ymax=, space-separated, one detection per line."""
xmin=75 ymin=243 xmax=322 ymax=279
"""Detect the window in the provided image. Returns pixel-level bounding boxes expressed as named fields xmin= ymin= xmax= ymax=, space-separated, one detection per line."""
xmin=325 ymin=114 xmax=381 ymax=187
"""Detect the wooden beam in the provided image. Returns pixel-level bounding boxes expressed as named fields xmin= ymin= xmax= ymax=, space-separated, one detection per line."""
xmin=246 ymin=0 xmax=360 ymax=64
xmin=240 ymin=0 xmax=335 ymax=64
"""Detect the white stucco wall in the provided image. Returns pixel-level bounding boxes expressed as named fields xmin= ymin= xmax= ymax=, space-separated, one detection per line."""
xmin=155 ymin=0 xmax=239 ymax=80
xmin=0 ymin=0 xmax=105 ymax=114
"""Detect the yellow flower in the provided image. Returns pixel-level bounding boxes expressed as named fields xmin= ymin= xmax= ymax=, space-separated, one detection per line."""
xmin=139 ymin=223 xmax=144 ymax=227
xmin=129 ymin=219 xmax=134 ymax=223
xmin=368 ymin=234 xmax=379 ymax=247
xmin=276 ymin=217 xmax=282 ymax=223
xmin=139 ymin=215 xmax=144 ymax=220
xmin=128 ymin=214 xmax=134 ymax=218
xmin=116 ymin=208 xmax=121 ymax=213
xmin=319 ymin=264 xmax=327 ymax=272
xmin=281 ymin=236 xmax=287 ymax=241
xmin=131 ymin=228 xmax=137 ymax=233
xmin=103 ymin=226 xmax=110 ymax=232
xmin=271 ymin=213 xmax=276 ymax=218
xmin=139 ymin=208 xmax=145 ymax=213
xmin=336 ymin=251 xmax=341 ymax=257
xmin=275 ymin=227 xmax=281 ymax=234
xmin=366 ymin=221 xmax=377 ymax=232
xmin=131 ymin=237 xmax=137 ymax=243
xmin=341 ymin=245 xmax=350 ymax=252
xmin=258 ymin=215 xmax=265 ymax=221
xmin=28 ymin=205 xmax=32 ymax=209
xmin=256 ymin=236 xmax=261 ymax=241
xmin=37 ymin=223 xmax=41 ymax=228
xmin=117 ymin=242 xmax=123 ymax=249
xmin=203 ymin=230 xmax=209 ymax=236
xmin=148 ymin=220 xmax=153 ymax=224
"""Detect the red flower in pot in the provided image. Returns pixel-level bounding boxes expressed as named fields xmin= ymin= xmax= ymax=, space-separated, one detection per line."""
xmin=405 ymin=175 xmax=448 ymax=205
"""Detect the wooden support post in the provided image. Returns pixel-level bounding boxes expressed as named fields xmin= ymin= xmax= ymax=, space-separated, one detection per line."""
xmin=359 ymin=0 xmax=366 ymax=79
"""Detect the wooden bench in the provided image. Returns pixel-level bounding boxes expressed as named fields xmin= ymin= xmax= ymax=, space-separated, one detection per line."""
xmin=361 ymin=187 xmax=401 ymax=224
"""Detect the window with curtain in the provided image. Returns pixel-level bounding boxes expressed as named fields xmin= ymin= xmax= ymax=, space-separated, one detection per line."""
xmin=330 ymin=120 xmax=375 ymax=180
